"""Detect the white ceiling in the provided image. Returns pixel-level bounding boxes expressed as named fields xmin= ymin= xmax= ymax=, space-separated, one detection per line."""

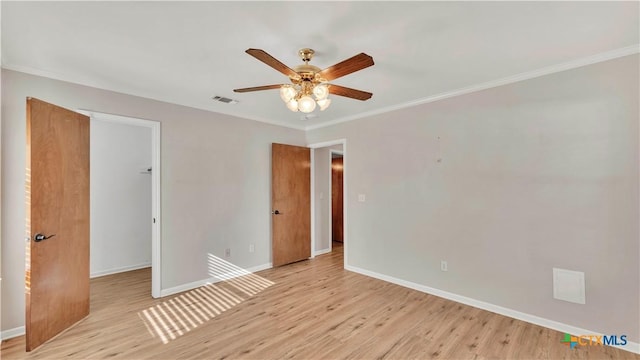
xmin=2 ymin=1 xmax=638 ymax=130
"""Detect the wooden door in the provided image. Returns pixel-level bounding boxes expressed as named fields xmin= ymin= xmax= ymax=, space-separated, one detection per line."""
xmin=26 ymin=98 xmax=90 ymax=351
xmin=271 ymin=143 xmax=310 ymax=267
xmin=331 ymin=157 xmax=344 ymax=242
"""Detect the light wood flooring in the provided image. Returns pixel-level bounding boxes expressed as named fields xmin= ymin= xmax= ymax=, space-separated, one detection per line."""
xmin=2 ymin=242 xmax=638 ymax=359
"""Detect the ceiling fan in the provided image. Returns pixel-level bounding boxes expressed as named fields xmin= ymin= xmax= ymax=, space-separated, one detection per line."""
xmin=234 ymin=48 xmax=374 ymax=113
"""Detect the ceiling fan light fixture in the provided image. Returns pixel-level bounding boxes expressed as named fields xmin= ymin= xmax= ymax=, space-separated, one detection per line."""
xmin=298 ymin=95 xmax=316 ymax=113
xmin=317 ymin=98 xmax=331 ymax=111
xmin=234 ymin=48 xmax=374 ymax=118
xmin=286 ymin=99 xmax=299 ymax=112
xmin=280 ymin=85 xmax=296 ymax=102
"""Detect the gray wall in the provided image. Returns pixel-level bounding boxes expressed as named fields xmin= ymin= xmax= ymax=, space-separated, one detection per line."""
xmin=90 ymin=119 xmax=152 ymax=277
xmin=306 ymin=54 xmax=639 ymax=342
xmin=1 ymin=69 xmax=306 ymax=332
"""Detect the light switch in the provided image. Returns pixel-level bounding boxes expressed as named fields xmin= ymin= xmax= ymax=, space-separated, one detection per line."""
xmin=358 ymin=194 xmax=366 ymax=202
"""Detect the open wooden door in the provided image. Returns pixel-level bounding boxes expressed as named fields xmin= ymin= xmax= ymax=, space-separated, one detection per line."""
xmin=271 ymin=143 xmax=310 ymax=267
xmin=26 ymin=98 xmax=90 ymax=351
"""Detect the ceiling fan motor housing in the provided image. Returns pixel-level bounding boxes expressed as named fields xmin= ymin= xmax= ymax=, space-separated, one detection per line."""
xmin=298 ymin=48 xmax=315 ymax=63
xmin=293 ymin=64 xmax=322 ymax=81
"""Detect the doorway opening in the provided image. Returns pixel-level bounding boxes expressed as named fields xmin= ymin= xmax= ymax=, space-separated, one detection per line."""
xmin=309 ymin=139 xmax=347 ymax=267
xmin=81 ymin=111 xmax=161 ymax=298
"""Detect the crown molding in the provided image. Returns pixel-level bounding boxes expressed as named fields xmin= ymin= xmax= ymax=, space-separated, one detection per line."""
xmin=305 ymin=44 xmax=640 ymax=131
xmin=4 ymin=44 xmax=637 ymax=133
xmin=0 ymin=62 xmax=307 ymax=131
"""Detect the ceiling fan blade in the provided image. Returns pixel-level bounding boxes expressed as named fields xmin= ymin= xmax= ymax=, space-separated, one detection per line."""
xmin=328 ymin=84 xmax=373 ymax=101
xmin=317 ymin=53 xmax=374 ymax=81
xmin=246 ymin=49 xmax=299 ymax=78
xmin=234 ymin=84 xmax=284 ymax=93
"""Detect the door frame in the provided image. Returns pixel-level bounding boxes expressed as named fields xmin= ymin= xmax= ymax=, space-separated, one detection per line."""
xmin=308 ymin=139 xmax=347 ymax=267
xmin=78 ymin=110 xmax=162 ymax=298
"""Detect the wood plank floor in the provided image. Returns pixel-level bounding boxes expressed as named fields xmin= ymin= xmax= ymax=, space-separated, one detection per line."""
xmin=2 ymin=242 xmax=638 ymax=359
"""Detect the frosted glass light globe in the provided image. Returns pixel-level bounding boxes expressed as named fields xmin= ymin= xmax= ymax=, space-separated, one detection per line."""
xmin=317 ymin=98 xmax=331 ymax=111
xmin=286 ymin=99 xmax=299 ymax=112
xmin=313 ymin=84 xmax=329 ymax=100
xmin=298 ymin=96 xmax=316 ymax=113
xmin=280 ymin=85 xmax=297 ymax=102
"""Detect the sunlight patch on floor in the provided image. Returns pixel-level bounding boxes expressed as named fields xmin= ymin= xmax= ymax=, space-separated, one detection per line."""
xmin=139 ymin=254 xmax=274 ymax=344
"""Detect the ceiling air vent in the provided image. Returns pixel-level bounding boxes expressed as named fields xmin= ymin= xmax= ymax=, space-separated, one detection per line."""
xmin=212 ymin=96 xmax=238 ymax=104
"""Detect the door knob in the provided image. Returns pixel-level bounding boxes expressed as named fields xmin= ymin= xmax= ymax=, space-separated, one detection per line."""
xmin=34 ymin=233 xmax=56 ymax=242
xmin=272 ymin=210 xmax=281 ymax=215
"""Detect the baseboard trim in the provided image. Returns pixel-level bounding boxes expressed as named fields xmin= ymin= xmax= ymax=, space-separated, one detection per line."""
xmin=345 ymin=265 xmax=639 ymax=355
xmin=90 ymin=262 xmax=151 ymax=278
xmin=160 ymin=262 xmax=273 ymax=297
xmin=314 ymin=248 xmax=331 ymax=256
xmin=1 ymin=326 xmax=25 ymax=341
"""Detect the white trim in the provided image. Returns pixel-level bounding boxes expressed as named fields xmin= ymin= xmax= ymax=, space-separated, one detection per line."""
xmin=314 ymin=248 xmax=331 ymax=256
xmin=90 ymin=262 xmax=151 ymax=279
xmin=1 ymin=326 xmax=25 ymax=341
xmin=342 ymin=142 xmax=347 ymax=267
xmin=78 ymin=110 xmax=163 ymax=298
xmin=160 ymin=263 xmax=272 ymax=297
xmin=304 ymin=45 xmax=640 ymax=131
xmin=309 ymin=148 xmax=315 ymax=259
xmin=346 ymin=265 xmax=640 ymax=355
xmin=327 ymin=150 xmax=332 ymax=254
xmin=0 ymin=2 xmax=3 ymax=344
xmin=308 ymin=139 xmax=347 ymax=149
xmin=307 ymin=139 xmax=348 ymax=268
xmin=150 ymin=118 xmax=162 ymax=298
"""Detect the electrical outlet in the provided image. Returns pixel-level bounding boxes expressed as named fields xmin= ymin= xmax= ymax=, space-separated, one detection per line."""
xmin=441 ymin=260 xmax=448 ymax=272
xmin=249 ymin=244 xmax=255 ymax=253
xmin=225 ymin=248 xmax=231 ymax=258
xmin=358 ymin=194 xmax=366 ymax=202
